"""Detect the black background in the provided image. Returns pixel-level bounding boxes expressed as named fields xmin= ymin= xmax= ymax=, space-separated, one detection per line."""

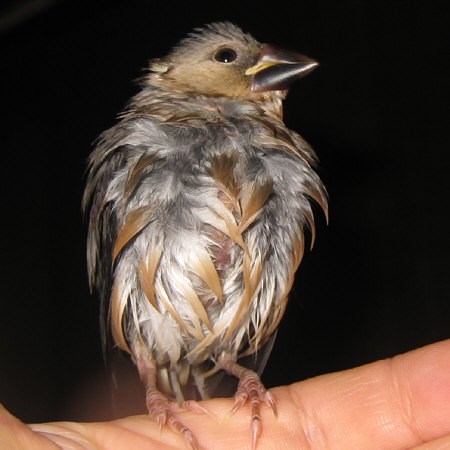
xmin=1 ymin=0 xmax=449 ymax=424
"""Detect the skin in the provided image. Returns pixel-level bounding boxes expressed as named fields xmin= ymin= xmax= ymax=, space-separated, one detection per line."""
xmin=2 ymin=339 xmax=450 ymax=449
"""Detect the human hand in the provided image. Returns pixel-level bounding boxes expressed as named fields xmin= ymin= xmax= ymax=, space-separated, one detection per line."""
xmin=2 ymin=339 xmax=450 ymax=449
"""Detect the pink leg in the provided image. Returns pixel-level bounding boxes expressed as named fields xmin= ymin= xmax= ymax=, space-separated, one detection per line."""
xmin=136 ymin=358 xmax=208 ymax=450
xmin=218 ymin=354 xmax=277 ymax=450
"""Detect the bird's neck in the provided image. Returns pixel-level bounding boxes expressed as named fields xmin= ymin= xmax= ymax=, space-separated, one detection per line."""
xmin=125 ymin=85 xmax=286 ymax=123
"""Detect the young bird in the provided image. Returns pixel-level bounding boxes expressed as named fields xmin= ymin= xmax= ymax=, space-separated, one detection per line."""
xmin=84 ymin=22 xmax=327 ymax=449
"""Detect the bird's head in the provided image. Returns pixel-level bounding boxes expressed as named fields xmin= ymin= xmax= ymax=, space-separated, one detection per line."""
xmin=147 ymin=22 xmax=318 ymax=100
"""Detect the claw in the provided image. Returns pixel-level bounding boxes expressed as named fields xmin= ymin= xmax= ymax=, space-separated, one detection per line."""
xmin=251 ymin=415 xmax=261 ymax=450
xmin=137 ymin=358 xmax=207 ymax=449
xmin=265 ymin=391 xmax=278 ymax=417
xmin=230 ymin=392 xmax=249 ymax=415
xmin=218 ymin=355 xmax=278 ymax=449
xmin=156 ymin=413 xmax=165 ymax=432
xmin=174 ymin=400 xmax=213 ymax=417
xmin=149 ymin=400 xmax=205 ymax=449
xmin=178 ymin=424 xmax=199 ymax=450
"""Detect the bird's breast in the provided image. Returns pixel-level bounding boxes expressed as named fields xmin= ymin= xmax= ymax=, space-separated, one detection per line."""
xmin=98 ymin=112 xmax=321 ymax=369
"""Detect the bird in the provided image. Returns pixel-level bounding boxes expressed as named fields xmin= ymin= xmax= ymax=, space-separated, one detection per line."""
xmin=83 ymin=22 xmax=327 ymax=449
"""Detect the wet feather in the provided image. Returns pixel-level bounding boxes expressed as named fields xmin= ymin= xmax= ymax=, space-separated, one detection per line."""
xmin=84 ymin=21 xmax=327 ymax=447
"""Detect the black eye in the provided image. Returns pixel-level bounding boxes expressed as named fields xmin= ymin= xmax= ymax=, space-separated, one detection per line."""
xmin=214 ymin=48 xmax=237 ymax=63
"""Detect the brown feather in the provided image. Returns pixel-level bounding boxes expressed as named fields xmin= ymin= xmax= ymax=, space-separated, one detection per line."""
xmin=224 ymin=250 xmax=263 ymax=341
xmin=190 ymin=248 xmax=223 ymax=304
xmin=209 ymin=152 xmax=241 ymax=215
xmin=212 ymin=202 xmax=248 ymax=252
xmin=110 ymin=278 xmax=131 ymax=353
xmin=113 ymin=205 xmax=155 ymax=261
xmin=305 ymin=186 xmax=329 ymax=224
xmin=249 ymin=114 xmax=308 ymax=160
xmin=124 ymin=153 xmax=160 ymax=200
xmin=185 ymin=321 xmax=228 ymax=358
xmin=239 ymin=177 xmax=273 ymax=232
xmin=154 ymin=281 xmax=191 ymax=340
xmin=266 ymin=231 xmax=305 ymax=337
xmin=302 ymin=204 xmax=317 ymax=249
xmin=176 ymin=278 xmax=212 ymax=332
xmin=209 ymin=152 xmax=238 ymax=188
xmin=138 ymin=242 xmax=163 ymax=312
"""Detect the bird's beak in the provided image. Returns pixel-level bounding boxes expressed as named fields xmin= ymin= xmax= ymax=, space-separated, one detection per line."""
xmin=246 ymin=43 xmax=318 ymax=93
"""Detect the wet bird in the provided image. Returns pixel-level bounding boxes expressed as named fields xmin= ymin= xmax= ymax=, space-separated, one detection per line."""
xmin=83 ymin=22 xmax=327 ymax=449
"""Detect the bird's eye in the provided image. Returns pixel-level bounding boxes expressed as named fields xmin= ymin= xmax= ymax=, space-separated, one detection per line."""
xmin=214 ymin=48 xmax=237 ymax=64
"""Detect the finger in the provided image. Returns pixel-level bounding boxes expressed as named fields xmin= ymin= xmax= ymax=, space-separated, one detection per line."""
xmin=88 ymin=340 xmax=450 ymax=449
xmin=163 ymin=339 xmax=450 ymax=449
xmin=31 ymin=418 xmax=179 ymax=449
xmin=279 ymin=339 xmax=450 ymax=449
xmin=17 ymin=339 xmax=450 ymax=450
xmin=0 ymin=404 xmax=59 ymax=449
xmin=411 ymin=433 xmax=450 ymax=449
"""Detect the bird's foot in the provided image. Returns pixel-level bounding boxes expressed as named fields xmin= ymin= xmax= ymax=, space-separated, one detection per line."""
xmin=136 ymin=357 xmax=207 ymax=450
xmin=145 ymin=388 xmax=208 ymax=450
xmin=218 ymin=355 xmax=277 ymax=450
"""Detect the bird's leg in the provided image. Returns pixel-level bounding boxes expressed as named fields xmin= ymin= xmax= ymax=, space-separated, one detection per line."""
xmin=136 ymin=357 xmax=208 ymax=450
xmin=217 ymin=353 xmax=277 ymax=450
